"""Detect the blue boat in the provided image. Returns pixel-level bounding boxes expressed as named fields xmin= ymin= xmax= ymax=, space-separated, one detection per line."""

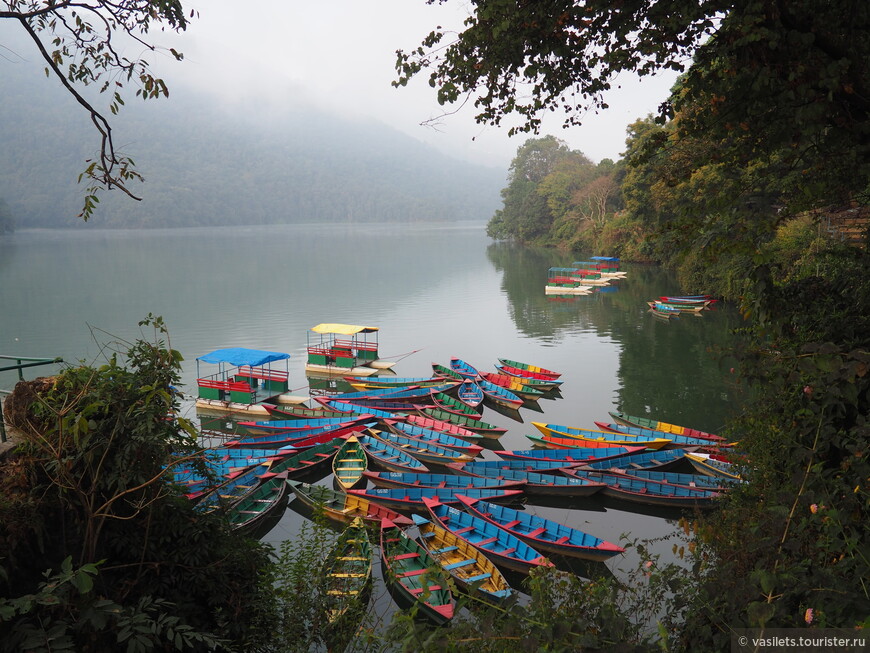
xmin=370 ymin=430 xmax=476 ymax=466
xmin=496 ymin=446 xmax=643 ymax=464
xmin=225 ymin=420 xmax=375 ymax=448
xmin=347 ymin=486 xmax=524 ymax=511
xmin=363 ymin=471 xmax=526 ymax=492
xmin=449 ymin=357 xmax=480 ymax=379
xmin=422 ymin=497 xmax=551 ymax=575
xmin=458 ymin=496 xmax=624 ymax=561
xmin=383 ymin=420 xmax=484 ymax=457
xmin=620 ymin=469 xmax=736 ymax=490
xmin=238 ymin=415 xmax=373 ymax=434
xmin=449 ymin=462 xmax=605 ymax=497
xmin=565 ymin=469 xmax=722 ymax=508
xmin=356 ymin=432 xmax=430 ymax=473
xmin=476 ymin=379 xmax=523 ymax=410
xmin=578 ymin=448 xmax=689 ymax=472
xmin=457 ymin=379 xmax=484 ymax=408
xmin=316 ymin=400 xmax=402 ymax=421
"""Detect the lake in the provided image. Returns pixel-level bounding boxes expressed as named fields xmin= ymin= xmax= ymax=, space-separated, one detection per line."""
xmin=0 ymin=222 xmax=743 ymax=607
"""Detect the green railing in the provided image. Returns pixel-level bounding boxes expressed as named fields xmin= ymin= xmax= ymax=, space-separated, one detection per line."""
xmin=0 ymin=355 xmax=63 ymax=443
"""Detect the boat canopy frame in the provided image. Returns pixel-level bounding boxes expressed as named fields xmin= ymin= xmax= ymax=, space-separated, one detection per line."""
xmin=195 ymin=347 xmax=291 ymax=401
xmin=307 ymin=324 xmax=381 ymax=368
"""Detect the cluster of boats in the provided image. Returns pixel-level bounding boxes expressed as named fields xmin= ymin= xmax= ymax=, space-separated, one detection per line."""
xmin=647 ymin=295 xmax=718 ymax=319
xmin=173 ymin=349 xmax=743 ymax=630
xmin=544 ymin=257 xmax=627 ymax=295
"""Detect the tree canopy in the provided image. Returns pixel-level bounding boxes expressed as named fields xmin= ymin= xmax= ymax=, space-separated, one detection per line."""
xmin=1 ymin=1 xmax=191 ymax=218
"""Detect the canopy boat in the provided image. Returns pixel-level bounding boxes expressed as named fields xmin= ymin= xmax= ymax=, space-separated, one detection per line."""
xmin=477 ymin=379 xmax=524 ymax=410
xmin=411 ymin=513 xmax=515 ymax=606
xmin=575 ymin=257 xmax=625 ymax=277
xmin=225 ymin=475 xmax=289 ymax=533
xmin=456 ymin=379 xmax=485 ymax=408
xmin=565 ymin=469 xmax=722 ymax=508
xmin=496 ymin=358 xmax=561 ymax=380
xmin=532 ymin=422 xmax=715 ymax=450
xmin=320 ymin=518 xmax=373 ymax=648
xmin=347 ymin=486 xmax=524 ymax=512
xmin=431 ymin=392 xmax=482 ymax=417
xmin=380 ymin=518 xmax=455 ymax=625
xmin=449 ymin=462 xmax=605 ymax=497
xmin=417 ymin=407 xmax=508 ymax=439
xmin=195 ymin=347 xmax=293 ymax=415
xmin=449 ymin=357 xmax=480 ymax=379
xmin=382 ymin=420 xmax=484 ymax=457
xmin=286 ymin=480 xmax=413 ymax=526
xmin=362 ymin=471 xmax=527 ymax=492
xmin=368 ymin=429 xmax=477 ymax=467
xmin=422 ymin=497 xmax=552 ymax=575
xmin=608 ymin=411 xmax=726 ymax=442
xmin=399 ymin=413 xmax=484 ymax=441
xmin=578 ymin=448 xmax=689 ymax=472
xmin=548 ymin=267 xmax=611 ymax=286
xmin=477 ymin=372 xmax=548 ymax=400
xmin=305 ymin=324 xmax=395 ymax=377
xmin=458 ymin=495 xmax=624 ymax=562
xmin=544 ymin=281 xmax=594 ymax=295
xmin=684 ymin=452 xmax=744 ymax=480
xmin=356 ymin=432 xmax=430 ymax=474
xmin=497 ymin=445 xmax=644 ymax=464
xmin=332 ymin=435 xmax=368 ymax=491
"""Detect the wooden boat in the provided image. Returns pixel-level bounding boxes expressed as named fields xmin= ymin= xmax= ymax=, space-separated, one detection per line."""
xmin=458 ymin=495 xmax=624 ymax=561
xmin=258 ymin=438 xmax=347 ymax=480
xmin=348 ymin=486 xmax=524 ymax=512
xmin=496 ymin=358 xmax=561 ymax=380
xmin=430 ymin=363 xmax=465 ymax=382
xmin=449 ymin=462 xmax=605 ymax=497
xmin=659 ymin=295 xmax=714 ymax=304
xmin=399 ymin=413 xmax=484 ymax=441
xmin=578 ymin=448 xmax=689 ymax=472
xmin=477 ymin=372 xmax=547 ymax=400
xmin=431 ymin=392 xmax=482 ymax=417
xmin=564 ymin=469 xmax=722 ymax=508
xmin=325 ymin=398 xmax=421 ymax=414
xmin=617 ymin=468 xmax=734 ymax=491
xmin=316 ymin=400 xmax=404 ymax=421
xmin=497 ymin=445 xmax=645 ymax=464
xmin=370 ymin=429 xmax=477 ymax=467
xmin=417 ymin=408 xmax=508 ymax=439
xmin=684 ymin=452 xmax=744 ymax=480
xmin=225 ymin=421 xmax=375 ymax=449
xmin=225 ymin=475 xmax=289 ymax=532
xmin=649 ymin=303 xmax=680 ymax=319
xmin=495 ymin=362 xmax=562 ymax=383
xmin=456 ymin=379 xmax=484 ymax=407
xmin=378 ymin=383 xmax=457 ymax=402
xmin=608 ymin=411 xmax=726 ymax=442
xmin=446 ymin=458 xmax=587 ymax=474
xmin=305 ymin=323 xmax=395 ymax=377
xmin=477 ymin=379 xmax=524 ymax=410
xmin=363 ymin=471 xmax=526 ymax=492
xmin=286 ymin=480 xmax=413 ymax=526
xmin=526 ymin=429 xmax=671 ymax=449
xmin=344 ymin=375 xmax=449 ymax=389
xmin=320 ymin=518 xmax=373 ymax=645
xmin=532 ymin=422 xmax=701 ymax=450
xmin=238 ymin=415 xmax=372 ymax=435
xmin=422 ymin=497 xmax=552 ymax=575
xmin=647 ymin=300 xmax=707 ymax=313
xmin=332 ymin=435 xmax=368 ymax=491
xmin=411 ymin=513 xmax=515 ymax=605
xmin=356 ymin=432 xmax=430 ymax=474
xmin=262 ymin=403 xmax=348 ymax=420
xmin=545 ymin=282 xmax=594 ymax=295
xmin=383 ymin=420 xmax=484 ymax=457
xmin=380 ymin=518 xmax=455 ymax=625
xmin=449 ymin=357 xmax=480 ymax=379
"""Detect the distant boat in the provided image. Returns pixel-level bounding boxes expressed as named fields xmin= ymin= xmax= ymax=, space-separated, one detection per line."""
xmin=380 ymin=518 xmax=455 ymax=625
xmin=305 ymin=323 xmax=396 ymax=377
xmin=411 ymin=513 xmax=515 ymax=606
xmin=457 ymin=495 xmax=624 ymax=561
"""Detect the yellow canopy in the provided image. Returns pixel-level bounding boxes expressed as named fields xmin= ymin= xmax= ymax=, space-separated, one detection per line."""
xmin=309 ymin=323 xmax=379 ymax=335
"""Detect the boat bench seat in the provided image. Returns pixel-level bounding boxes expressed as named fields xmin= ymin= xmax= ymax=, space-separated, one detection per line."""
xmin=502 ymin=520 xmax=521 ymax=529
xmin=392 ymin=552 xmax=420 ymax=561
xmin=410 ymin=585 xmax=442 ymax=595
xmin=452 ymin=526 xmax=475 ymax=535
xmin=431 ymin=545 xmax=458 ymax=554
xmin=527 ymin=527 xmax=547 ymax=538
xmin=399 ymin=568 xmax=428 ymax=578
xmin=554 ymin=536 xmax=570 ymax=545
xmin=476 ymin=536 xmax=498 ymax=546
xmin=465 ymin=573 xmax=491 ymax=582
xmin=444 ymin=558 xmax=476 ymax=570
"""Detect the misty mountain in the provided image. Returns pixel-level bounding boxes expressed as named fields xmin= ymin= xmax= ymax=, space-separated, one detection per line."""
xmin=0 ymin=64 xmax=506 ymax=228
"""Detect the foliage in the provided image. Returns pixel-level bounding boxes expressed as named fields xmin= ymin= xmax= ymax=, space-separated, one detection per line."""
xmin=0 ymin=316 xmax=280 ymax=650
xmin=1 ymin=0 xmax=192 ymax=219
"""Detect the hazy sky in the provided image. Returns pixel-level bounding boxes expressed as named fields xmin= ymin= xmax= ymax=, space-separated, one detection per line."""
xmin=2 ymin=1 xmax=680 ymax=170
xmin=168 ymin=1 xmax=680 ymax=169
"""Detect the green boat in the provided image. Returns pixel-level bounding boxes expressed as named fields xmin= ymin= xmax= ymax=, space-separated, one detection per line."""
xmin=320 ymin=517 xmax=373 ymax=648
xmin=418 ymin=408 xmax=508 ymax=439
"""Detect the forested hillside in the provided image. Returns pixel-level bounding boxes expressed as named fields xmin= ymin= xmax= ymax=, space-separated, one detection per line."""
xmin=0 ymin=65 xmax=504 ymax=228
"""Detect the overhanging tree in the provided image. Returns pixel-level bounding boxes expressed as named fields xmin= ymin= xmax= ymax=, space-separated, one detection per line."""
xmin=1 ymin=1 xmax=192 ymax=219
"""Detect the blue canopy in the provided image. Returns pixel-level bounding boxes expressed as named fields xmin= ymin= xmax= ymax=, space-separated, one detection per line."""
xmin=196 ymin=348 xmax=290 ymax=367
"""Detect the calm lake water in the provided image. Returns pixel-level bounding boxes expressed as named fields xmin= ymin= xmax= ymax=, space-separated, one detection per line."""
xmin=0 ymin=222 xmax=744 ymax=617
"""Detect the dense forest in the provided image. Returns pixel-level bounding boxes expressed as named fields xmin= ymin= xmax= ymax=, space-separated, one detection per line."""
xmin=0 ymin=66 xmax=505 ymax=229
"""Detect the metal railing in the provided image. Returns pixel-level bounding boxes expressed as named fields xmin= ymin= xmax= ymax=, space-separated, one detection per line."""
xmin=0 ymin=355 xmax=63 ymax=443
